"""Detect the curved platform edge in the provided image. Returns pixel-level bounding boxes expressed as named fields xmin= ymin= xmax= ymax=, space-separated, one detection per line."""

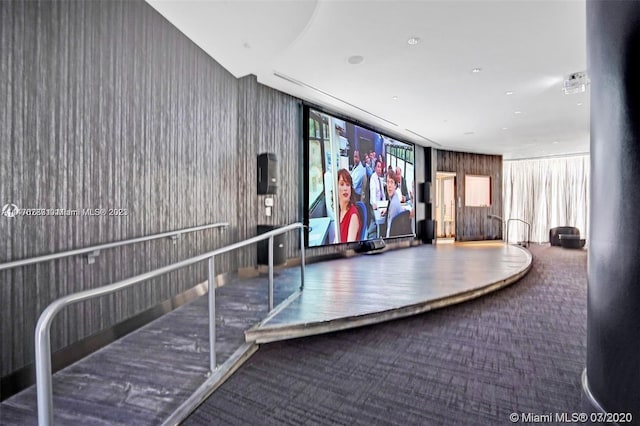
xmin=245 ymin=246 xmax=532 ymax=344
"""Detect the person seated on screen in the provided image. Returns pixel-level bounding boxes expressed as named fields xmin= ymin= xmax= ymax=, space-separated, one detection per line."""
xmin=337 ymin=168 xmax=362 ymax=242
xmin=364 ymin=155 xmax=374 ymax=179
xmin=350 ymin=150 xmax=365 ymax=198
xmin=378 ymin=154 xmax=386 ymax=175
xmin=368 ymin=151 xmax=375 ymax=164
xmin=383 ymin=170 xmax=404 ymax=238
xmin=387 ymin=165 xmax=394 ymax=179
xmin=396 ymin=166 xmax=410 ymax=204
xmin=369 ymin=159 xmax=386 ymax=210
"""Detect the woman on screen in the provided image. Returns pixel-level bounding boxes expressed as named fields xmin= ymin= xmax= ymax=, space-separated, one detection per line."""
xmin=337 ymin=168 xmax=361 ymax=242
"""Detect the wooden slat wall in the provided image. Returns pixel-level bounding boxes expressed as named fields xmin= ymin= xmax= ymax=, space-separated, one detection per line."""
xmin=436 ymin=150 xmax=503 ymax=241
xmin=0 ymin=0 xmax=424 ymax=378
xmin=0 ymin=0 xmax=238 ymax=376
xmin=236 ymin=76 xmax=302 ymax=267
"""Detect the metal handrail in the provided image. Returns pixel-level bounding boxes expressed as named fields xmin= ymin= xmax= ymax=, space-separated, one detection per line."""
xmin=506 ymin=218 xmax=531 ymax=246
xmin=34 ymin=222 xmax=306 ymax=426
xmin=0 ymin=222 xmax=229 ymax=271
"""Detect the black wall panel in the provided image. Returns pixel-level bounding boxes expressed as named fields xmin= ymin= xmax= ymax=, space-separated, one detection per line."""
xmin=586 ymin=1 xmax=640 ymax=417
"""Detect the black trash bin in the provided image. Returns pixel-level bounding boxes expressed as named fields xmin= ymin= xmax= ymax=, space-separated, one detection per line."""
xmin=418 ymin=219 xmax=436 ymax=243
xmin=257 ymin=225 xmax=286 ymax=265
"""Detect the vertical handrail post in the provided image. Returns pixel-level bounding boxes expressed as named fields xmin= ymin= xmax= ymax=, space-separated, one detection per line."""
xmin=35 ymin=315 xmax=54 ymax=426
xmin=268 ymin=236 xmax=274 ymax=311
xmin=299 ymin=227 xmax=306 ymax=290
xmin=207 ymin=256 xmax=216 ymax=372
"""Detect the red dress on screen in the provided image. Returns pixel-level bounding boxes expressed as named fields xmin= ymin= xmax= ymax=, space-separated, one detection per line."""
xmin=340 ymin=204 xmax=361 ymax=242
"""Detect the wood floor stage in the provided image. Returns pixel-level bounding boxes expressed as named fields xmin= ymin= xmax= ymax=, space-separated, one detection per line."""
xmin=246 ymin=242 xmax=532 ymax=343
xmin=0 ymin=242 xmax=531 ymax=425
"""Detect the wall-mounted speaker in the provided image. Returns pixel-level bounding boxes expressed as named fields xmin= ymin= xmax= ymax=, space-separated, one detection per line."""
xmin=418 ymin=182 xmax=432 ymax=203
xmin=257 ymin=153 xmax=278 ymax=194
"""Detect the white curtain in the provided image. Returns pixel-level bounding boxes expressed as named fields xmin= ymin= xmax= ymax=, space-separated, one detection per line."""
xmin=503 ymin=155 xmax=589 ymax=243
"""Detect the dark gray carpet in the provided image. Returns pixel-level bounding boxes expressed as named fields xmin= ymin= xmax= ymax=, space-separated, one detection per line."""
xmin=184 ymin=244 xmax=587 ymax=426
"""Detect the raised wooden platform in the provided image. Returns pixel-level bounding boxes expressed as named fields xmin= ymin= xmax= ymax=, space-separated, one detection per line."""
xmin=246 ymin=242 xmax=532 ymax=343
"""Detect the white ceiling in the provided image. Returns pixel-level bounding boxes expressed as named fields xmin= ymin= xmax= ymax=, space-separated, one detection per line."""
xmin=147 ymin=0 xmax=589 ymax=160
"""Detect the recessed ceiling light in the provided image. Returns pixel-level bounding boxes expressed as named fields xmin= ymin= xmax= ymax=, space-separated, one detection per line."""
xmin=505 ymin=91 xmax=514 ymax=95
xmin=501 ymin=127 xmax=508 ymax=130
xmin=472 ymin=68 xmax=482 ymax=73
xmin=407 ymin=37 xmax=420 ymax=45
xmin=514 ymin=111 xmax=522 ymax=114
xmin=392 ymin=96 xmax=398 ymax=100
xmin=553 ymin=141 xmax=559 ymax=144
xmin=347 ymin=55 xmax=364 ymax=65
xmin=577 ymin=102 xmax=583 ymax=106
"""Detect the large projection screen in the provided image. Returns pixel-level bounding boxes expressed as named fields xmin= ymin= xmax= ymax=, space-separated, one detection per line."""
xmin=304 ymin=106 xmax=416 ymax=247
